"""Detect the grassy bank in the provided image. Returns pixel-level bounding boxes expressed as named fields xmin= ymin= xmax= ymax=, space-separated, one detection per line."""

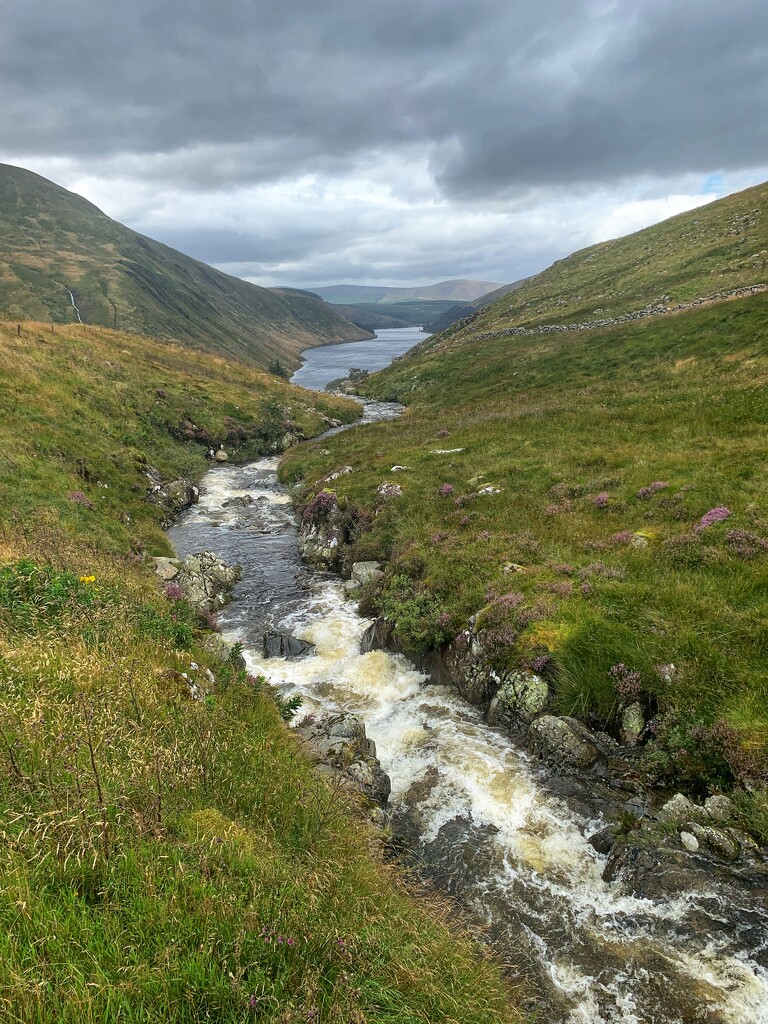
xmin=0 ymin=323 xmax=521 ymax=1022
xmin=280 ymin=293 xmax=768 ymax=824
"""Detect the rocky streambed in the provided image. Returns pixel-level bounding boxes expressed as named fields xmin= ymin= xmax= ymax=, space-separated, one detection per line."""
xmin=162 ymin=412 xmax=768 ymax=1024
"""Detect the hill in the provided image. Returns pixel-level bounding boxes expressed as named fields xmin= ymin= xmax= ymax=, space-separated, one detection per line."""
xmin=309 ymin=279 xmax=503 ymax=305
xmin=0 ymin=164 xmax=371 ymax=369
xmin=0 ymin=320 xmax=519 ymax=1022
xmin=281 ymin=181 xmax=768 ymax=831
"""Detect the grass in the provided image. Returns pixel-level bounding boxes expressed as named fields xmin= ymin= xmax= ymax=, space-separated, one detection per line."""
xmin=0 ymin=320 xmax=522 ymax=1022
xmin=281 ymin=291 xmax=768 ymax=819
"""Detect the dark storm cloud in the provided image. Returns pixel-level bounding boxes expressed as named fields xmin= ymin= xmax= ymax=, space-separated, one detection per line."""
xmin=3 ymin=0 xmax=767 ymax=196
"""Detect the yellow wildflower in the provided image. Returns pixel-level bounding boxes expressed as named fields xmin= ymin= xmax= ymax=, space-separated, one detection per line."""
xmin=79 ymin=575 xmax=96 ymax=584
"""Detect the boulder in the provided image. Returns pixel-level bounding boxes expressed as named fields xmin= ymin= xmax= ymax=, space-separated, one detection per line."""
xmin=295 ymin=712 xmax=391 ymax=808
xmin=263 ymin=631 xmax=316 ymax=659
xmin=214 ymin=450 xmax=228 ymax=462
xmin=147 ymin=477 xmax=200 ymax=523
xmin=298 ymin=521 xmax=343 ymax=570
xmin=377 ymin=482 xmax=403 ymax=498
xmin=620 ymin=702 xmax=645 ymax=746
xmin=152 ymin=556 xmax=181 ymax=581
xmin=527 ymin=715 xmax=601 ymax=770
xmin=351 ymin=560 xmax=384 ymax=587
xmin=704 ymin=794 xmax=736 ymax=823
xmin=685 ymin=823 xmax=740 ymax=861
xmin=222 ymin=494 xmax=255 ymax=508
xmin=487 ymin=671 xmax=550 ymax=729
xmin=176 ymin=551 xmax=242 ymax=615
xmin=656 ymin=792 xmax=709 ymax=825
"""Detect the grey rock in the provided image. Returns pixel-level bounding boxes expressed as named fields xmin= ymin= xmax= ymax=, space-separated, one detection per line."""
xmin=263 ymin=631 xmax=316 ymax=659
xmin=620 ymin=702 xmax=645 ymax=746
xmin=527 ymin=715 xmax=601 ymax=769
xmin=298 ymin=521 xmax=343 ymax=570
xmin=686 ymin=823 xmax=740 ymax=861
xmin=679 ymin=830 xmax=700 ymax=852
xmin=198 ymin=633 xmax=247 ymax=670
xmin=657 ymin=792 xmax=709 ymax=825
xmin=177 ymin=551 xmax=241 ymax=615
xmin=351 ymin=560 xmax=384 ymax=586
xmin=705 ymin=794 xmax=736 ymax=823
xmin=222 ymin=494 xmax=255 ymax=508
xmin=295 ymin=712 xmax=390 ymax=808
xmin=377 ymin=482 xmax=403 ymax=498
xmin=147 ymin=477 xmax=200 ymax=523
xmin=152 ymin=556 xmax=181 ymax=581
xmin=214 ymin=450 xmax=228 ymax=462
xmin=487 ymin=671 xmax=550 ymax=728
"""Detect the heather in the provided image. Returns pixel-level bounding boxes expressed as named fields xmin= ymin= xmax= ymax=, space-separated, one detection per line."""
xmin=281 ymin=292 xmax=768 ymax=828
xmin=0 ymin=322 xmax=520 ymax=1023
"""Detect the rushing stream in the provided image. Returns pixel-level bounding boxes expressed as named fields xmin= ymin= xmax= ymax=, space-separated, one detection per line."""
xmin=170 ymin=330 xmax=768 ymax=1023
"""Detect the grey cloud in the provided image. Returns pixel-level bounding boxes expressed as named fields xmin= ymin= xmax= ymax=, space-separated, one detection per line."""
xmin=3 ymin=0 xmax=767 ymax=195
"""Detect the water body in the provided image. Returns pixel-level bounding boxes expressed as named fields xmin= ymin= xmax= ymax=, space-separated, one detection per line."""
xmin=168 ymin=340 xmax=768 ymax=1023
xmin=291 ymin=326 xmax=427 ymax=391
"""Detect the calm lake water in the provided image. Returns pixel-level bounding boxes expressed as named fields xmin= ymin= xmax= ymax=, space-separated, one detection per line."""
xmin=290 ymin=326 xmax=427 ymax=391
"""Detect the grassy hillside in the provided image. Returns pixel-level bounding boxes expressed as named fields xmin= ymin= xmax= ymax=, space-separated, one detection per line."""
xmin=281 ymin=267 xmax=768 ymax=827
xmin=411 ymin=182 xmax=768 ymax=358
xmin=0 ymin=321 xmax=521 ymax=1022
xmin=0 ymin=164 xmax=370 ymax=370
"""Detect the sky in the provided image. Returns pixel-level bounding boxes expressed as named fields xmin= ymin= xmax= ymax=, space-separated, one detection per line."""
xmin=2 ymin=0 xmax=768 ymax=290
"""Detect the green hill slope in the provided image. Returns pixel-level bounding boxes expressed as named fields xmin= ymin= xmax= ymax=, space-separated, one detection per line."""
xmin=0 ymin=164 xmax=370 ymax=369
xmin=310 ymin=279 xmax=503 ymax=305
xmin=417 ymin=183 xmax=768 ymax=356
xmin=281 ymin=184 xmax=768 ymax=827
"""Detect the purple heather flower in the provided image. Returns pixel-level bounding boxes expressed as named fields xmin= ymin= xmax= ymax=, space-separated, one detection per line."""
xmin=68 ymin=490 xmax=95 ymax=509
xmin=430 ymin=531 xmax=448 ymax=543
xmin=592 ymin=492 xmax=610 ymax=508
xmin=165 ymin=582 xmax=183 ymax=601
xmin=438 ymin=483 xmax=455 ymax=497
xmin=529 ymin=655 xmax=550 ymax=673
xmin=695 ymin=506 xmax=731 ymax=531
xmin=611 ymin=531 xmax=634 ymax=545
xmin=637 ymin=481 xmax=669 ymax=499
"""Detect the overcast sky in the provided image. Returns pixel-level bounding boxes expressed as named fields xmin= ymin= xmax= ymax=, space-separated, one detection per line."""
xmin=2 ymin=0 xmax=767 ymax=289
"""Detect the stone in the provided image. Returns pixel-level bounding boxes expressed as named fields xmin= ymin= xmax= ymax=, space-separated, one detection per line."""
xmin=391 ymin=465 xmax=410 ymax=472
xmin=679 ymin=830 xmax=700 ymax=852
xmin=323 ymin=465 xmax=353 ymax=482
xmin=657 ymin=792 xmax=709 ymax=825
xmin=527 ymin=715 xmax=601 ymax=769
xmin=281 ymin=432 xmax=300 ymax=451
xmin=176 ymin=551 xmax=242 ymax=615
xmin=295 ymin=712 xmax=391 ymax=808
xmin=351 ymin=560 xmax=384 ymax=586
xmin=214 ymin=450 xmax=228 ymax=462
xmin=147 ymin=477 xmax=199 ymax=524
xmin=477 ymin=484 xmax=502 ymax=495
xmin=487 ymin=671 xmax=550 ymax=728
xmin=630 ymin=533 xmax=650 ymax=550
xmin=588 ymin=826 xmax=617 ymax=855
xmin=377 ymin=482 xmax=402 ymax=498
xmin=686 ymin=823 xmax=740 ymax=861
xmin=222 ymin=494 xmax=255 ymax=508
xmin=343 ymin=579 xmax=362 ymax=598
xmin=263 ymin=631 xmax=316 ymax=659
xmin=705 ymin=794 xmax=736 ymax=823
xmin=152 ymin=556 xmax=181 ymax=581
xmin=620 ymin=702 xmax=645 ymax=746
xmin=298 ymin=521 xmax=343 ymax=570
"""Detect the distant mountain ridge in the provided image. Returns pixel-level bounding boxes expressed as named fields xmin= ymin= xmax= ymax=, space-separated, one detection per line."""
xmin=308 ymin=279 xmax=504 ymax=305
xmin=0 ymin=163 xmax=371 ymax=368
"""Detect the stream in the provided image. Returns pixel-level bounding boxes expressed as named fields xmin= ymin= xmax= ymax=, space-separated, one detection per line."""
xmin=169 ymin=329 xmax=768 ymax=1024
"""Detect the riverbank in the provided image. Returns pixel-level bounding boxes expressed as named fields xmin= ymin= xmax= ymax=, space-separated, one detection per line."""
xmin=0 ymin=322 xmax=521 ymax=1023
